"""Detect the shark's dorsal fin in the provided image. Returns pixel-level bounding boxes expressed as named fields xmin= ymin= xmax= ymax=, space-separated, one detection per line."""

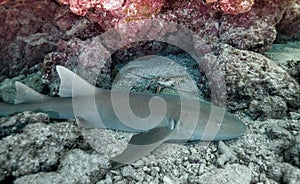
xmin=15 ymin=82 xmax=47 ymax=104
xmin=56 ymin=65 xmax=96 ymax=97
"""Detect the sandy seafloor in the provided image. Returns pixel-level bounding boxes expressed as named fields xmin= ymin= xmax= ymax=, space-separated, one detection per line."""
xmin=0 ymin=40 xmax=300 ymax=183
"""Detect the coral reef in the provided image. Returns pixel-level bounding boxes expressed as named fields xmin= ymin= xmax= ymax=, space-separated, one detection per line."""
xmin=0 ymin=0 xmax=100 ymax=81
xmin=204 ymin=0 xmax=254 ymax=15
xmin=277 ymin=0 xmax=300 ymax=36
xmin=284 ymin=135 xmax=300 ymax=168
xmin=2 ymin=36 xmax=299 ymax=121
xmin=42 ymin=37 xmax=115 ymax=95
xmin=59 ymin=0 xmax=165 ymax=21
xmin=57 ymin=0 xmax=299 ymax=52
xmin=264 ymin=41 xmax=300 ymax=83
xmin=1 ymin=0 xmax=299 ymax=81
xmin=1 ymin=112 xmax=300 ymax=183
xmin=217 ymin=44 xmax=300 ymax=118
xmin=60 ymin=0 xmax=255 ymax=16
xmin=1 ymin=0 xmax=300 ymax=183
xmin=0 ymin=116 xmax=89 ymax=181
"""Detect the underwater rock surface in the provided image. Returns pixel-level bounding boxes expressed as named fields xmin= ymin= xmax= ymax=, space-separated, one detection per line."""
xmin=0 ymin=116 xmax=89 ymax=181
xmin=0 ymin=41 xmax=300 ymax=182
xmin=0 ymin=112 xmax=299 ymax=183
xmin=14 ymin=149 xmax=108 ymax=184
xmin=1 ymin=0 xmax=300 ymax=82
xmin=0 ymin=0 xmax=100 ymax=82
xmin=265 ymin=41 xmax=300 ymax=83
xmin=277 ymin=0 xmax=300 ymax=36
xmin=218 ymin=44 xmax=300 ymax=119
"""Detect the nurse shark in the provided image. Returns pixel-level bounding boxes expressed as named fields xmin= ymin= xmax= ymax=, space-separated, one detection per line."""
xmin=0 ymin=66 xmax=246 ymax=169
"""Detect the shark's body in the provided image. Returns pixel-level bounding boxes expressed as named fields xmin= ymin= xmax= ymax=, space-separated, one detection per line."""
xmin=0 ymin=66 xmax=246 ymax=168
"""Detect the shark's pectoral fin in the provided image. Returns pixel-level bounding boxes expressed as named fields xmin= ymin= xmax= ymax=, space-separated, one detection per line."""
xmin=109 ymin=127 xmax=174 ymax=169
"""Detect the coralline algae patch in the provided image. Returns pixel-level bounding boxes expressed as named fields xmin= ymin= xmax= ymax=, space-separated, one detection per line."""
xmin=203 ymin=0 xmax=254 ymax=14
xmin=59 ymin=0 xmax=255 ymax=18
xmin=58 ymin=0 xmax=165 ymax=20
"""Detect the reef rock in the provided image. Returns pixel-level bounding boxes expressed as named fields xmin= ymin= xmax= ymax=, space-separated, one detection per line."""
xmin=0 ymin=112 xmax=49 ymax=139
xmin=264 ymin=41 xmax=300 ymax=84
xmin=41 ymin=36 xmax=113 ymax=96
xmin=218 ymin=44 xmax=300 ymax=119
xmin=14 ymin=149 xmax=107 ymax=184
xmin=200 ymin=164 xmax=252 ymax=184
xmin=1 ymin=0 xmax=299 ymax=83
xmin=203 ymin=0 xmax=254 ymax=15
xmin=277 ymin=0 xmax=300 ymax=36
xmin=284 ymin=135 xmax=300 ymax=168
xmin=0 ymin=117 xmax=87 ymax=181
xmin=58 ymin=0 xmax=297 ymax=52
xmin=0 ymin=0 xmax=100 ymax=82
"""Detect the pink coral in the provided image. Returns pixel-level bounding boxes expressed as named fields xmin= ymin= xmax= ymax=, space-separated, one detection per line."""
xmin=59 ymin=0 xmax=255 ymax=21
xmin=58 ymin=0 xmax=164 ymax=19
xmin=203 ymin=0 xmax=254 ymax=14
xmin=101 ymin=0 xmax=124 ymax=10
xmin=122 ymin=0 xmax=165 ymax=21
xmin=59 ymin=0 xmax=103 ymax=16
xmin=218 ymin=0 xmax=254 ymax=14
xmin=0 ymin=0 xmax=10 ymax=5
xmin=57 ymin=0 xmax=165 ymax=32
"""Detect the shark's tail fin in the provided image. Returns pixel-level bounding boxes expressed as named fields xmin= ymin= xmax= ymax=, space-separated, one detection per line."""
xmin=0 ymin=102 xmax=14 ymax=117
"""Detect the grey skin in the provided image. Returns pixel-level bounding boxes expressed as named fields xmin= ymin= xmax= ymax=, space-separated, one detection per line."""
xmin=0 ymin=66 xmax=247 ymax=169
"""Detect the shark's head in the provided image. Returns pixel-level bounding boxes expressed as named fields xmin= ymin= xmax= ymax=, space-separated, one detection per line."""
xmin=182 ymin=110 xmax=246 ymax=142
xmin=166 ymin=100 xmax=247 ymax=142
xmin=213 ymin=111 xmax=247 ymax=140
